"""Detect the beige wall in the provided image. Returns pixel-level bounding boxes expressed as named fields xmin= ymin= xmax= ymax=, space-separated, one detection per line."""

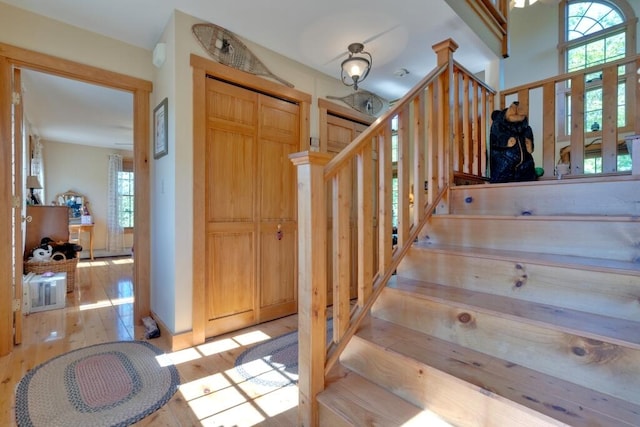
xmin=42 ymin=140 xmax=133 ymax=255
xmin=0 ymin=2 xmax=153 ymax=81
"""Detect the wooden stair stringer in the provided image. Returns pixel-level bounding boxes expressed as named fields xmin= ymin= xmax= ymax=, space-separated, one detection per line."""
xmin=342 ymin=317 xmax=640 ymax=427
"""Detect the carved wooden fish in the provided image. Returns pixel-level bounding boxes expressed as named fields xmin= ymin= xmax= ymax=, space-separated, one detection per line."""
xmin=192 ymin=23 xmax=294 ymax=88
xmin=327 ymin=90 xmax=387 ymax=116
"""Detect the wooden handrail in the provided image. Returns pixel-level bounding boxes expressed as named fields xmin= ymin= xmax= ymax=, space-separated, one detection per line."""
xmin=323 ymin=62 xmax=448 ymax=181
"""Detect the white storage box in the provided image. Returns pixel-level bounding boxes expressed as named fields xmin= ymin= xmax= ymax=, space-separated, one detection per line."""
xmin=23 ymin=272 xmax=67 ymax=314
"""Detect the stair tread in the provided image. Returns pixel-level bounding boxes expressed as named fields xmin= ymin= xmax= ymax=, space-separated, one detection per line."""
xmin=356 ymin=317 xmax=640 ymax=426
xmin=388 ymin=276 xmax=640 ymax=349
xmin=411 ymin=242 xmax=640 ymax=274
xmin=318 ymin=368 xmax=453 ymax=426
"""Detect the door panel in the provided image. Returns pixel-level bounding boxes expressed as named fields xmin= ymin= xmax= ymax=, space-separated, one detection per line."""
xmin=259 ymin=223 xmax=296 ymax=320
xmin=258 ymin=96 xmax=298 ymax=319
xmin=207 ymin=232 xmax=255 ymax=319
xmin=205 ymin=79 xmax=259 ymax=337
xmin=207 ymin=128 xmax=255 ymax=222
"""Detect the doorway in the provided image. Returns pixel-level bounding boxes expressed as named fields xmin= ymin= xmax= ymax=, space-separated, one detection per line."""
xmin=0 ymin=43 xmax=152 ymax=356
xmin=21 ymin=69 xmax=135 ymax=260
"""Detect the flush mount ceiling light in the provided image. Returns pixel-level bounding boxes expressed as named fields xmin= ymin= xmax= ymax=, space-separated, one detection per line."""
xmin=341 ymin=43 xmax=372 ymax=91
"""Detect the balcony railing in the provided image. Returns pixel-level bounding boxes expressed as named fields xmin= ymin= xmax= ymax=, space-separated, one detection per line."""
xmin=501 ymin=55 xmax=640 ymax=178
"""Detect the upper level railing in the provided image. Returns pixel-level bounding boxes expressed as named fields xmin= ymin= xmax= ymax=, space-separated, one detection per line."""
xmin=290 ymin=39 xmax=496 ymax=426
xmin=501 ymin=54 xmax=640 ymax=178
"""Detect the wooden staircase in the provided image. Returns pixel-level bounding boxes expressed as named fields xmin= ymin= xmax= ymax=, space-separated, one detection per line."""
xmin=317 ymin=176 xmax=640 ymax=426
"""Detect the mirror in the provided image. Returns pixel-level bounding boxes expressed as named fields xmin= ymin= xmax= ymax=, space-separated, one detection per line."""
xmin=55 ymin=190 xmax=90 ymax=224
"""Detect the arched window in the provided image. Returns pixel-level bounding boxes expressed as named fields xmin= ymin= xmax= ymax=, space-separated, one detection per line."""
xmin=558 ymin=0 xmax=636 ymax=173
xmin=565 ymin=1 xmax=626 ymax=71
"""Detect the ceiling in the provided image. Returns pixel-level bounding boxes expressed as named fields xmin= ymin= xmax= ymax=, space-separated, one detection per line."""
xmin=5 ymin=0 xmax=502 ymax=149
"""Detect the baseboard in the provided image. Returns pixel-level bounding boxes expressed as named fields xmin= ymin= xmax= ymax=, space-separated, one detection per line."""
xmin=78 ymin=248 xmax=132 ymax=259
xmin=151 ymin=310 xmax=194 ymax=352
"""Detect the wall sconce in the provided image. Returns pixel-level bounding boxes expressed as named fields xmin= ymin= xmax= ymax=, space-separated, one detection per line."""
xmin=26 ymin=175 xmax=42 ymax=205
xmin=341 ymin=43 xmax=372 ymax=91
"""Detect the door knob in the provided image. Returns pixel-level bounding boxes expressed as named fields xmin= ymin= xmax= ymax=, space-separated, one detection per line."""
xmin=276 ymin=224 xmax=283 ymax=240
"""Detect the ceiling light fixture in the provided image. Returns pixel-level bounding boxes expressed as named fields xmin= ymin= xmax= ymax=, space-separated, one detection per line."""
xmin=511 ymin=0 xmax=538 ymax=8
xmin=341 ymin=43 xmax=372 ymax=91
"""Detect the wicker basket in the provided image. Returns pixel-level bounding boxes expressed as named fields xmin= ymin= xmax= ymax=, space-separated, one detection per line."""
xmin=24 ymin=257 xmax=79 ymax=293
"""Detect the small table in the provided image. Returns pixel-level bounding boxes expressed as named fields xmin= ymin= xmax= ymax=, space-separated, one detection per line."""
xmin=69 ymin=223 xmax=94 ymax=260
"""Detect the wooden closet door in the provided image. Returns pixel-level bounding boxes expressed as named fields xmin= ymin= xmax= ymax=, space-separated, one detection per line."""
xmin=205 ymin=79 xmax=258 ymax=336
xmin=204 ymin=78 xmax=299 ymax=337
xmin=257 ymin=95 xmax=299 ymax=321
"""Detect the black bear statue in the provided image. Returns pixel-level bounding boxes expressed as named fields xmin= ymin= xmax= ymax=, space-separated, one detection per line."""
xmin=489 ymin=101 xmax=537 ymax=183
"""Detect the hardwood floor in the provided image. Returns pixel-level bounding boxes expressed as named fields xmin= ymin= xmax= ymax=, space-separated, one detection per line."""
xmin=0 ymin=257 xmax=300 ymax=426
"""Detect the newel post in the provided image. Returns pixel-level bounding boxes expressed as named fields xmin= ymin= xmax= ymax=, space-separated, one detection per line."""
xmin=432 ymin=38 xmax=458 ymax=213
xmin=289 ymin=151 xmax=331 ymax=427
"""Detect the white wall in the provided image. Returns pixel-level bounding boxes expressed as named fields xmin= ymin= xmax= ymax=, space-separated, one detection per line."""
xmin=42 ymin=140 xmax=133 ymax=255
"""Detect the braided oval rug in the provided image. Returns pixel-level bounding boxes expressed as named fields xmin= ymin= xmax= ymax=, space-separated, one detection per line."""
xmin=15 ymin=341 xmax=180 ymax=427
xmin=234 ymin=321 xmax=333 ymax=388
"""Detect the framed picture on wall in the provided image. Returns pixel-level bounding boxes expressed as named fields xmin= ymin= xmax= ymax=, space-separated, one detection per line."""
xmin=153 ymin=97 xmax=168 ymax=159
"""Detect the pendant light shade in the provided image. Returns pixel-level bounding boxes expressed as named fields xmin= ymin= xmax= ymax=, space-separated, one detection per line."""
xmin=341 ymin=43 xmax=372 ymax=91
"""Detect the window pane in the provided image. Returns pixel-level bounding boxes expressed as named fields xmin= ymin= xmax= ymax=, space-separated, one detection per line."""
xmin=567 ymin=2 xmax=623 ymax=41
xmin=567 ymin=46 xmax=586 ymax=72
xmin=605 ymin=32 xmax=625 ymax=61
xmin=391 ymin=177 xmax=398 ymax=228
xmin=584 ymin=87 xmax=602 ymax=131
xmin=617 ymin=82 xmax=626 ymax=128
xmin=117 ymin=171 xmax=134 ymax=228
xmin=585 ymin=39 xmax=605 ymax=68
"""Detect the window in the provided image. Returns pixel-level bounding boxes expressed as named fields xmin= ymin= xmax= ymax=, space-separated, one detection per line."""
xmin=118 ymin=159 xmax=134 ymax=228
xmin=559 ymin=0 xmax=635 ymax=172
xmin=565 ymin=2 xmax=625 ymax=72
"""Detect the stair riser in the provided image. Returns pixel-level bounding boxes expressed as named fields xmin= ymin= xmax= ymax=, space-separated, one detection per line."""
xmin=450 ymin=179 xmax=640 ymax=216
xmin=341 ymin=336 xmax=567 ymax=426
xmin=318 ymin=405 xmax=353 ymax=427
xmin=372 ymin=288 xmax=640 ymax=406
xmin=420 ymin=217 xmax=640 ymax=262
xmin=399 ymin=249 xmax=640 ymax=321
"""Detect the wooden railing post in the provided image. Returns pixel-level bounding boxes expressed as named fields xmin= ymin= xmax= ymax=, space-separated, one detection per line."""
xmin=289 ymin=150 xmax=331 ymax=427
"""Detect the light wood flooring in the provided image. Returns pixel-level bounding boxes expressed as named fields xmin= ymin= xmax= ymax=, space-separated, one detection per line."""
xmin=0 ymin=257 xmax=300 ymax=426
